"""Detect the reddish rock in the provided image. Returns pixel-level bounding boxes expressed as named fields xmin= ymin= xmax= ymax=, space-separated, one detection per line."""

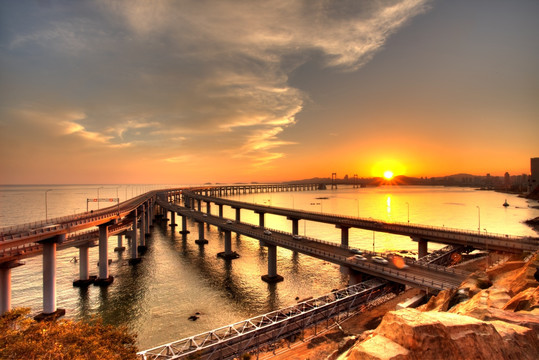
xmin=449 ymin=286 xmax=511 ymax=318
xmin=345 ymin=334 xmax=409 ymax=360
xmin=417 ymin=289 xmax=454 ymax=312
xmin=492 ymin=254 xmax=539 ymax=296
xmin=347 ymin=308 xmax=539 ymax=360
xmin=503 ymin=286 xmax=539 ymax=312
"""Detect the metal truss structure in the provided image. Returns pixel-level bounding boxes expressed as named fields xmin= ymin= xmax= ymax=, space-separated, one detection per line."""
xmin=138 ymin=279 xmax=389 ymax=360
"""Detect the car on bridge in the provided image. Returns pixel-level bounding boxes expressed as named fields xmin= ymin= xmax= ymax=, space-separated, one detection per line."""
xmin=354 ymin=255 xmax=367 ymax=261
xmin=372 ymin=256 xmax=388 ymax=265
xmin=292 ymin=235 xmax=302 ymax=240
xmin=226 ymin=220 xmax=233 ymax=224
xmin=351 ymin=248 xmax=363 ymax=255
xmin=264 ymin=230 xmax=272 ymax=235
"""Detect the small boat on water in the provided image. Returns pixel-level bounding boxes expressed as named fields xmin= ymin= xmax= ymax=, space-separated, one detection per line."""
xmin=503 ymin=199 xmax=509 ymax=207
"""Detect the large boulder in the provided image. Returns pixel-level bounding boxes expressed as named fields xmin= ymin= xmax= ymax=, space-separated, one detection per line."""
xmin=417 ymin=289 xmax=454 ymax=312
xmin=345 ymin=308 xmax=539 ymax=360
xmin=449 ymin=286 xmax=511 ymax=318
xmin=503 ymin=286 xmax=539 ymax=312
xmin=491 ymin=254 xmax=539 ymax=296
xmin=345 ymin=334 xmax=409 ymax=360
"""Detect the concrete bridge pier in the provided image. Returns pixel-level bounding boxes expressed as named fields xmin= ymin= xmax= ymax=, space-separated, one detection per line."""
xmin=35 ymin=234 xmax=66 ymax=320
xmin=205 ymin=201 xmax=211 ymax=215
xmin=179 ymin=215 xmax=190 ymax=235
xmin=95 ymin=224 xmax=114 ymax=286
xmin=256 ymin=211 xmax=265 ymax=227
xmin=218 ymin=204 xmax=224 ymax=218
xmin=138 ymin=205 xmax=147 ymax=253
xmin=414 ymin=237 xmax=429 ymax=259
xmin=128 ymin=210 xmax=142 ymax=265
xmin=233 ymin=207 xmax=241 ymax=222
xmin=145 ymin=204 xmax=151 ymax=235
xmin=288 ymin=217 xmax=299 ymax=235
xmin=337 ymin=225 xmax=350 ymax=247
xmin=73 ymin=244 xmax=95 ymax=287
xmin=197 ymin=199 xmax=202 ymax=212
xmin=217 ymin=230 xmax=240 ymax=259
xmin=195 ymin=221 xmax=208 ymax=244
xmin=169 ymin=211 xmax=177 ymax=227
xmin=0 ymin=260 xmax=23 ymax=315
xmin=114 ymin=234 xmax=125 ymax=252
xmin=261 ymin=245 xmax=284 ymax=283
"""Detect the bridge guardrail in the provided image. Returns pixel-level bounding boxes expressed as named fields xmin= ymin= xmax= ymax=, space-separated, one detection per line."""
xmin=186 ymin=190 xmax=537 ymax=244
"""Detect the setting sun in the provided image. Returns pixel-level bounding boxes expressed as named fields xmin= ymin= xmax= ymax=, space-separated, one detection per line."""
xmin=383 ymin=170 xmax=394 ymax=180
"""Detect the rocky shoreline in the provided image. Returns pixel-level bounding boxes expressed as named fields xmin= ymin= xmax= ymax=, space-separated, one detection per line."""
xmin=260 ymin=252 xmax=539 ymax=360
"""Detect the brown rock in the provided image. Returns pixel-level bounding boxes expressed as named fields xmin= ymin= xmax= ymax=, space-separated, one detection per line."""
xmin=486 ymin=261 xmax=525 ymax=279
xmin=449 ymin=286 xmax=511 ymax=317
xmin=345 ymin=334 xmax=409 ymax=360
xmin=477 ymin=307 xmax=539 ymax=334
xmin=488 ymin=320 xmax=539 ymax=360
xmin=503 ymin=286 xmax=539 ymax=312
xmin=348 ymin=308 xmax=539 ymax=360
xmin=417 ymin=289 xmax=454 ymax=312
xmin=458 ymin=270 xmax=492 ymax=296
xmin=492 ymin=254 xmax=539 ymax=296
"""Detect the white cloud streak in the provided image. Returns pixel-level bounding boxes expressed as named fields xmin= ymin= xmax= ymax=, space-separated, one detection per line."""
xmin=0 ymin=0 xmax=430 ymax=171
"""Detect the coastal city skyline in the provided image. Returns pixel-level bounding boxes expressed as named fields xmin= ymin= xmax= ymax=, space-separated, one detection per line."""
xmin=1 ymin=1 xmax=538 ymax=185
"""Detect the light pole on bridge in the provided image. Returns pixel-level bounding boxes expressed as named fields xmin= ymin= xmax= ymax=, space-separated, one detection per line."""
xmin=45 ymin=189 xmax=53 ymax=221
xmin=405 ymin=202 xmax=410 ymax=223
xmin=97 ymin=186 xmax=104 ymax=209
xmin=476 ymin=206 xmax=480 ymax=234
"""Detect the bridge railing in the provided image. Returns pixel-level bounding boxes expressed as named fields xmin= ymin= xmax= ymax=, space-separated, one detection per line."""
xmin=186 ymin=190 xmax=535 ymax=243
xmin=231 ymin=225 xmax=457 ymax=291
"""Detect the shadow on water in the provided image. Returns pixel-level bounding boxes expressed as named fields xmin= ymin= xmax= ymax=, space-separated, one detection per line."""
xmin=156 ymin=220 xmax=283 ymax=314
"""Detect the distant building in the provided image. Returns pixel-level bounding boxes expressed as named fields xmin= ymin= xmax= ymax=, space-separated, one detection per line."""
xmin=504 ymin=172 xmax=511 ymax=190
xmin=529 ymin=157 xmax=539 ymax=195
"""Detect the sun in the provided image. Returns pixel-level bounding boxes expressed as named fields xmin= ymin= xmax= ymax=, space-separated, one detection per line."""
xmin=383 ymin=170 xmax=394 ymax=180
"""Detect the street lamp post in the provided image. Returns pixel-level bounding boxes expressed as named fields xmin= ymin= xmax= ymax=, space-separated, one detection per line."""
xmin=476 ymin=206 xmax=480 ymax=234
xmin=97 ymin=186 xmax=104 ymax=209
xmin=405 ymin=202 xmax=410 ymax=223
xmin=45 ymin=189 xmax=52 ymax=221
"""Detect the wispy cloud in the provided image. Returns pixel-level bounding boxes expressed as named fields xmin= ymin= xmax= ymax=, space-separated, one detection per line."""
xmin=0 ymin=0 xmax=431 ymax=179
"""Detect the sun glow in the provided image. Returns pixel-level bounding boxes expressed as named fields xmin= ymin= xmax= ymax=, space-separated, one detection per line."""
xmin=371 ymin=159 xmax=406 ymax=178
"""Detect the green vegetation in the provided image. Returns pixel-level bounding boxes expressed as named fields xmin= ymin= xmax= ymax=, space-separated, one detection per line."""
xmin=0 ymin=308 xmax=138 ymax=359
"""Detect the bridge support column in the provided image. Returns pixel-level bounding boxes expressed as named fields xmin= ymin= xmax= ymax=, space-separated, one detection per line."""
xmin=256 ymin=211 xmax=265 ymax=227
xmin=337 ymin=225 xmax=350 ymax=247
xmin=114 ymin=234 xmax=125 ymax=252
xmin=179 ymin=215 xmax=190 ymax=235
xmin=234 ymin=207 xmax=241 ymax=222
xmin=170 ymin=211 xmax=177 ymax=227
xmin=206 ymin=201 xmax=211 ymax=215
xmin=195 ymin=221 xmax=208 ymax=244
xmin=35 ymin=235 xmax=66 ymax=320
xmin=95 ymin=224 xmax=114 ymax=286
xmin=139 ymin=205 xmax=147 ymax=252
xmin=217 ymin=230 xmax=240 ymax=259
xmin=0 ymin=261 xmax=23 ymax=315
xmin=288 ymin=217 xmax=299 ymax=235
xmin=418 ymin=238 xmax=428 ymax=259
xmin=128 ymin=210 xmax=142 ymax=264
xmin=73 ymin=245 xmax=94 ymax=287
xmin=218 ymin=204 xmax=224 ymax=218
xmin=261 ymin=245 xmax=284 ymax=283
xmin=197 ymin=199 xmax=202 ymax=212
xmin=145 ymin=204 xmax=151 ymax=235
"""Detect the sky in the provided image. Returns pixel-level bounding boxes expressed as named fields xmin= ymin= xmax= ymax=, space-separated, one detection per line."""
xmin=1 ymin=0 xmax=538 ymax=185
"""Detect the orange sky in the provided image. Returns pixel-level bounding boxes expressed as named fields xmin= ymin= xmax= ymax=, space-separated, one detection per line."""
xmin=0 ymin=1 xmax=537 ymax=184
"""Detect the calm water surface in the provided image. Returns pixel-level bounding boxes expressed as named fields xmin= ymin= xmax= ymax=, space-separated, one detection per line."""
xmin=1 ymin=185 xmax=538 ymax=349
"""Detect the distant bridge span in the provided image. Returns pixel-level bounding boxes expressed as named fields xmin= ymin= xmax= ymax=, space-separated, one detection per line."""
xmin=181 ymin=189 xmax=539 ymax=255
